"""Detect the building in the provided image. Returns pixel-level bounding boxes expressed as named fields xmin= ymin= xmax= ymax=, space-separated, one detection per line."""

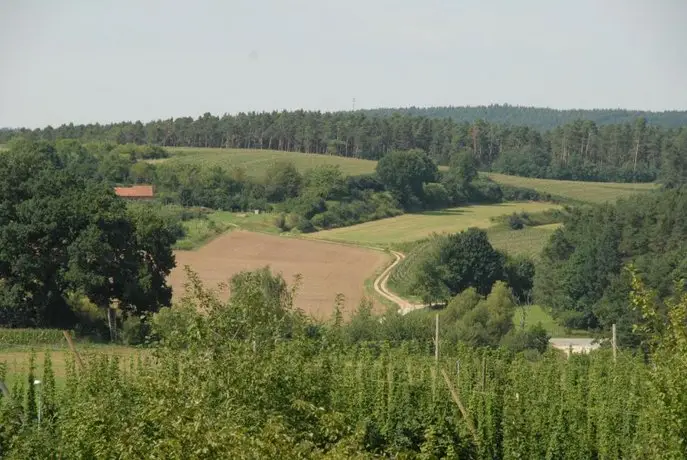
xmin=114 ymin=185 xmax=154 ymax=200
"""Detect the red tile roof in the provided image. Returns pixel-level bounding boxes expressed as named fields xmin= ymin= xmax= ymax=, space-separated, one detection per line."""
xmin=114 ymin=185 xmax=154 ymax=198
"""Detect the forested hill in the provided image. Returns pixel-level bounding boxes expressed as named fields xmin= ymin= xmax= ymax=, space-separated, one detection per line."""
xmin=2 ymin=109 xmax=686 ymax=183
xmin=361 ymin=105 xmax=687 ymax=130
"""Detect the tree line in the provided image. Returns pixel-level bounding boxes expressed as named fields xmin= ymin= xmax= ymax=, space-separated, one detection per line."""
xmin=362 ymin=104 xmax=687 ymax=130
xmin=535 ymin=185 xmax=687 ymax=346
xmin=0 ymin=140 xmax=178 ymax=340
xmin=3 ymin=110 xmax=687 ymax=183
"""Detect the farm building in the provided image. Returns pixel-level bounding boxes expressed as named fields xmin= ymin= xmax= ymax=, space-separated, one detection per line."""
xmin=114 ymin=185 xmax=154 ymax=200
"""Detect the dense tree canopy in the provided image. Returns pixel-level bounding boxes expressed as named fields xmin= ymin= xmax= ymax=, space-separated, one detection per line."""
xmin=0 ymin=141 xmax=178 ymax=333
xmin=3 ymin=109 xmax=686 ymax=183
xmin=361 ymin=104 xmax=687 ymax=130
xmin=375 ymin=149 xmax=439 ymax=209
xmin=534 ymin=187 xmax=687 ymax=344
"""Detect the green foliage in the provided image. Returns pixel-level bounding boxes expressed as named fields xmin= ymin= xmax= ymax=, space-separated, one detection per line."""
xmin=0 ymin=268 xmax=686 ymax=457
xmin=411 ymin=228 xmax=506 ymax=304
xmin=375 ymin=149 xmax=439 ymax=209
xmin=535 ymin=187 xmax=687 ymax=341
xmin=500 ymin=322 xmax=550 ymax=354
xmin=5 ymin=108 xmax=684 ymax=183
xmin=0 ymin=141 xmax=177 ymax=336
xmin=507 ymin=213 xmax=524 ymax=230
xmin=660 ymin=129 xmax=687 ymax=189
xmin=0 ymin=329 xmax=68 ymax=347
xmin=421 ymin=182 xmax=450 ymax=209
xmin=264 ymin=160 xmax=303 ymax=201
xmin=120 ymin=315 xmax=151 ymax=346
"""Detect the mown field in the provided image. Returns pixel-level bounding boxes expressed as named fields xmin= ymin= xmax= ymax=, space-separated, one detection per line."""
xmin=309 ymin=202 xmax=561 ymax=246
xmin=173 ymin=210 xmax=277 ymax=250
xmin=155 ymin=148 xmax=656 ymax=204
xmin=487 ymin=223 xmax=561 ymax=258
xmin=486 ymin=172 xmax=658 ymax=203
xmin=161 ymin=147 xmax=378 ymax=177
xmin=512 ymin=304 xmax=588 ymax=337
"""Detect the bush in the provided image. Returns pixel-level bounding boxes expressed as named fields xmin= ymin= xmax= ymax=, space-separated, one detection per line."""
xmin=500 ymin=184 xmax=553 ymax=202
xmin=274 ymin=213 xmax=287 ymax=231
xmin=422 ymin=182 xmax=450 ymax=209
xmin=508 ymin=213 xmax=525 ymax=230
xmin=468 ymin=177 xmax=503 ymax=203
xmin=121 ymin=315 xmax=151 ymax=345
xmin=295 ymin=217 xmax=315 ymax=233
xmin=500 ymin=322 xmax=550 ymax=353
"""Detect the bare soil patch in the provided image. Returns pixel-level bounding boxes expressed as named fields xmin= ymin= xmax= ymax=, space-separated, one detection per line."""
xmin=168 ymin=231 xmax=390 ymax=319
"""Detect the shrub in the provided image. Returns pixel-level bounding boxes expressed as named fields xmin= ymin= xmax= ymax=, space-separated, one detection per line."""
xmin=422 ymin=182 xmax=450 ymax=209
xmin=121 ymin=315 xmax=151 ymax=346
xmin=508 ymin=213 xmax=525 ymax=230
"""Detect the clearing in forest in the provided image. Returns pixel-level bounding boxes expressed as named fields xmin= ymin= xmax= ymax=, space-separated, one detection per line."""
xmin=486 ymin=172 xmax=658 ymax=203
xmin=168 ymin=231 xmax=390 ymax=319
xmin=486 ymin=223 xmax=562 ymax=258
xmin=309 ymin=202 xmax=561 ymax=246
xmin=160 ymin=147 xmax=378 ymax=177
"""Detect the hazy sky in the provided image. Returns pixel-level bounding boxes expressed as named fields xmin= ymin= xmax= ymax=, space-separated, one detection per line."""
xmin=1 ymin=0 xmax=686 ymax=128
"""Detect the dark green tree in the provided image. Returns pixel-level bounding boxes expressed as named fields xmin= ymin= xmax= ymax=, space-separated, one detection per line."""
xmin=660 ymin=129 xmax=687 ymax=188
xmin=411 ymin=228 xmax=505 ymax=304
xmin=375 ymin=149 xmax=438 ymax=209
xmin=0 ymin=142 xmax=178 ymax=337
xmin=264 ymin=161 xmax=303 ymax=202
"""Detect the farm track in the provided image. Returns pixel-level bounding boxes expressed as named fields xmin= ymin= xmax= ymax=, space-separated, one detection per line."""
xmin=373 ymin=251 xmax=425 ymax=315
xmin=371 ymin=249 xmax=597 ymax=350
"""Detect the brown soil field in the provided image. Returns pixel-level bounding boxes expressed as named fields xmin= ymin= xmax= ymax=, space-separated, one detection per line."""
xmin=168 ymin=231 xmax=391 ymax=319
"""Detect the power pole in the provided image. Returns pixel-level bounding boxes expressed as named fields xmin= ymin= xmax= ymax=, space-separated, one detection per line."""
xmin=352 ymin=98 xmax=356 ymax=111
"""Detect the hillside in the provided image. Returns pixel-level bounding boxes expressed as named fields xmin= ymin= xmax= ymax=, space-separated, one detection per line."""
xmin=3 ymin=108 xmax=686 ymax=183
xmin=361 ymin=104 xmax=687 ymax=130
xmin=163 ymin=147 xmax=378 ymax=177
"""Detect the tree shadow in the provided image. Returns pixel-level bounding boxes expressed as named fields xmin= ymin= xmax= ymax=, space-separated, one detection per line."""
xmin=416 ymin=208 xmax=468 ymax=217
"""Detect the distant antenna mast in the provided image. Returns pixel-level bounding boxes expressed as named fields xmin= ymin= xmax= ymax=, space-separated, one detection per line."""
xmin=352 ymin=97 xmax=356 ymax=111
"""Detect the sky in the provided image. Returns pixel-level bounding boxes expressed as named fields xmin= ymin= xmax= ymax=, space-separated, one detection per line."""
xmin=1 ymin=0 xmax=686 ymax=128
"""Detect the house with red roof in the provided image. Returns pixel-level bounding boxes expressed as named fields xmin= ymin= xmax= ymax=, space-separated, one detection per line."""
xmin=114 ymin=185 xmax=154 ymax=200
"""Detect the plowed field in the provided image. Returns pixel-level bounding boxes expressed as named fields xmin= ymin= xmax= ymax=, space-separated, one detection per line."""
xmin=168 ymin=231 xmax=390 ymax=319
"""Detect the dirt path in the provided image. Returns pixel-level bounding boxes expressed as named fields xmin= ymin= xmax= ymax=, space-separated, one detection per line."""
xmin=371 ymin=251 xmax=593 ymax=350
xmin=373 ymin=251 xmax=425 ymax=315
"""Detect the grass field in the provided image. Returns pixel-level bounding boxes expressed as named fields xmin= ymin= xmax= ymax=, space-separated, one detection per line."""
xmin=512 ymin=305 xmax=589 ymax=337
xmin=158 ymin=148 xmax=656 ymax=203
xmin=309 ymin=202 xmax=561 ymax=246
xmin=487 ymin=223 xmax=562 ymax=258
xmin=486 ymin=172 xmax=658 ymax=203
xmin=174 ymin=211 xmax=278 ymax=250
xmin=161 ymin=147 xmax=378 ymax=177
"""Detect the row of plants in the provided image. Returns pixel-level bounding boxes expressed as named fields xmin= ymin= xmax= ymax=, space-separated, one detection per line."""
xmin=1 ymin=266 xmax=685 ymax=458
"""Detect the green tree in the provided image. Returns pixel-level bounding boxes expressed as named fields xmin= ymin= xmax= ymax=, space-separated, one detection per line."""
xmin=411 ymin=228 xmax=505 ymax=304
xmin=660 ymin=129 xmax=687 ymax=188
xmin=302 ymin=164 xmax=346 ymax=200
xmin=0 ymin=142 xmax=177 ymax=337
xmin=375 ymin=149 xmax=438 ymax=209
xmin=264 ymin=160 xmax=303 ymax=202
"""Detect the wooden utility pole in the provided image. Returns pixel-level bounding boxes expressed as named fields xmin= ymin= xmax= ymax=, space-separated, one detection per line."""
xmin=441 ymin=368 xmax=480 ymax=447
xmin=63 ymin=330 xmax=84 ymax=371
xmin=612 ymin=323 xmax=617 ymax=363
